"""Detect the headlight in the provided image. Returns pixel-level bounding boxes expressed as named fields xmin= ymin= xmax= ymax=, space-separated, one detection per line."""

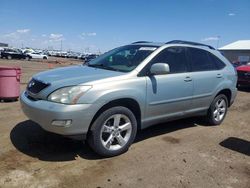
xmin=48 ymin=85 xmax=92 ymax=104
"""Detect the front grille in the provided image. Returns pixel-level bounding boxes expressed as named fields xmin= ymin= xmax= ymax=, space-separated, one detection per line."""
xmin=27 ymin=79 xmax=50 ymax=94
xmin=24 ymin=91 xmax=40 ymax=101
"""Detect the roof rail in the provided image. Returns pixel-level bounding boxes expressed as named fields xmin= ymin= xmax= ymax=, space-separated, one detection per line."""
xmin=166 ymin=40 xmax=215 ymax=50
xmin=132 ymin=41 xmax=151 ymax=44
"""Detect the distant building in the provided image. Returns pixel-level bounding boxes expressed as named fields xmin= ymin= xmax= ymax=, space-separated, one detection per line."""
xmin=219 ymin=40 xmax=250 ymax=63
xmin=0 ymin=42 xmax=8 ymax=47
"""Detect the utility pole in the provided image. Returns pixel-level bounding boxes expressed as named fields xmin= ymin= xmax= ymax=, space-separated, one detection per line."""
xmin=60 ymin=40 xmax=63 ymax=52
xmin=216 ymin=36 xmax=221 ymax=49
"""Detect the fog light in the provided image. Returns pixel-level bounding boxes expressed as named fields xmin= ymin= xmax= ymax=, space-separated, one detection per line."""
xmin=52 ymin=120 xmax=72 ymax=127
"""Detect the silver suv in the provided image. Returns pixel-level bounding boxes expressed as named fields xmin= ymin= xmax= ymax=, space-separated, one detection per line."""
xmin=21 ymin=40 xmax=237 ymax=156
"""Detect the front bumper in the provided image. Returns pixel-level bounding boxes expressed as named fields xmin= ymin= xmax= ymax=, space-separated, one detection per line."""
xmin=20 ymin=91 xmax=97 ymax=138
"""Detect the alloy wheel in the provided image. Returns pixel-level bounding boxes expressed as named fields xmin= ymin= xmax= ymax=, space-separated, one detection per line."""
xmin=213 ymin=98 xmax=226 ymax=122
xmin=100 ymin=114 xmax=132 ymax=151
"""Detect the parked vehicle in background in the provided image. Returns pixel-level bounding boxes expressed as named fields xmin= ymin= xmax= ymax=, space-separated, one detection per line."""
xmin=84 ymin=54 xmax=99 ymax=63
xmin=79 ymin=54 xmax=87 ymax=60
xmin=27 ymin=52 xmax=48 ymax=59
xmin=21 ymin=40 xmax=237 ymax=157
xmin=66 ymin=52 xmax=79 ymax=59
xmin=22 ymin=48 xmax=35 ymax=54
xmin=55 ymin=52 xmax=67 ymax=58
xmin=1 ymin=48 xmax=31 ymax=60
xmin=232 ymin=61 xmax=241 ymax=67
xmin=0 ymin=47 xmax=4 ymax=58
xmin=232 ymin=61 xmax=249 ymax=68
xmin=47 ymin=50 xmax=58 ymax=56
xmin=236 ymin=63 xmax=250 ymax=88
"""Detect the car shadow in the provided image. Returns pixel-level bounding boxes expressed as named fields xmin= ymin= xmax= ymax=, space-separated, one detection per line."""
xmin=219 ymin=137 xmax=250 ymax=156
xmin=10 ymin=118 xmax=198 ymax=162
xmin=10 ymin=120 xmax=102 ymax=161
xmin=135 ymin=118 xmax=197 ymax=143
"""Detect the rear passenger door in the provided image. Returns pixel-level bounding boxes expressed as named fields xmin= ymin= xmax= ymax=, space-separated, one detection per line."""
xmin=187 ymin=47 xmax=226 ymax=111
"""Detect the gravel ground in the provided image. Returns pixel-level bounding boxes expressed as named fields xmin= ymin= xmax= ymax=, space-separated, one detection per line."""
xmin=0 ymin=58 xmax=249 ymax=188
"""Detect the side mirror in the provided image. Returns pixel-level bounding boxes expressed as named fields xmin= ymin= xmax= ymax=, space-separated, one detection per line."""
xmin=150 ymin=63 xmax=170 ymax=75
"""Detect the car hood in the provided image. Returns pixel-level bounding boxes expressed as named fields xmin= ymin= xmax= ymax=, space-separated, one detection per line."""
xmin=237 ymin=65 xmax=250 ymax=72
xmin=33 ymin=65 xmax=125 ymax=86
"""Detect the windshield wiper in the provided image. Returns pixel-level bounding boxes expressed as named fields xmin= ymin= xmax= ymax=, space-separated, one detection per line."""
xmin=87 ymin=64 xmax=121 ymax=72
xmin=87 ymin=63 xmax=103 ymax=68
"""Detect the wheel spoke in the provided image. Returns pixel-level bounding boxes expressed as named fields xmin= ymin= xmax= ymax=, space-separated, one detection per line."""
xmin=220 ymin=108 xmax=226 ymax=113
xmin=215 ymin=113 xmax=220 ymax=121
xmin=215 ymin=101 xmax=220 ymax=108
xmin=116 ymin=135 xmax=126 ymax=146
xmin=213 ymin=109 xmax=218 ymax=117
xmin=105 ymin=135 xmax=114 ymax=149
xmin=103 ymin=125 xmax=113 ymax=133
xmin=113 ymin=114 xmax=121 ymax=127
xmin=218 ymin=100 xmax=226 ymax=107
xmin=119 ymin=122 xmax=131 ymax=132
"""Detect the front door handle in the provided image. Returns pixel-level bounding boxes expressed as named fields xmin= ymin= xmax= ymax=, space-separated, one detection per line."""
xmin=216 ymin=74 xmax=223 ymax=78
xmin=184 ymin=76 xmax=192 ymax=82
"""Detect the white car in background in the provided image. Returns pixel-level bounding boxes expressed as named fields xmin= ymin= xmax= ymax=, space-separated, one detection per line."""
xmin=27 ymin=52 xmax=48 ymax=59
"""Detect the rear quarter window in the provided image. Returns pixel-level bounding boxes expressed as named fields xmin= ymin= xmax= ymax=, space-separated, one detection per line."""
xmin=207 ymin=53 xmax=226 ymax=70
xmin=188 ymin=47 xmax=217 ymax=72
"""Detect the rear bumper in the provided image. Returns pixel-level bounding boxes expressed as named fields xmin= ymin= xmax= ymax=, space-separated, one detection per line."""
xmin=20 ymin=91 xmax=98 ymax=138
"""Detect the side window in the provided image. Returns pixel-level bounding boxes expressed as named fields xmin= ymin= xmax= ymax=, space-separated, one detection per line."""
xmin=208 ymin=53 xmax=226 ymax=70
xmin=150 ymin=47 xmax=188 ymax=73
xmin=188 ymin=48 xmax=217 ymax=71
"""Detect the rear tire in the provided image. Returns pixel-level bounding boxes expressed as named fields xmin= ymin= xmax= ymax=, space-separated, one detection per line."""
xmin=87 ymin=106 xmax=137 ymax=157
xmin=7 ymin=55 xmax=12 ymax=60
xmin=205 ymin=94 xmax=228 ymax=125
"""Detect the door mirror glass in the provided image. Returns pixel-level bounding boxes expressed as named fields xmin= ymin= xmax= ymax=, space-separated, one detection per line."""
xmin=150 ymin=63 xmax=170 ymax=75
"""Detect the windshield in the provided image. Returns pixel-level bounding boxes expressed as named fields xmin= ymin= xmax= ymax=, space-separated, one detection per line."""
xmin=87 ymin=45 xmax=158 ymax=72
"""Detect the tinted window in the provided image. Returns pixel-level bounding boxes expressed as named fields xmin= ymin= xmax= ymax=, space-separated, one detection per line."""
xmin=88 ymin=45 xmax=157 ymax=72
xmin=208 ymin=53 xmax=226 ymax=69
xmin=189 ymin=48 xmax=217 ymax=71
xmin=150 ymin=47 xmax=188 ymax=73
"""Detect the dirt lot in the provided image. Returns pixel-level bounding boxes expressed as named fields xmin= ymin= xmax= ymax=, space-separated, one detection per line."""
xmin=0 ymin=58 xmax=249 ymax=188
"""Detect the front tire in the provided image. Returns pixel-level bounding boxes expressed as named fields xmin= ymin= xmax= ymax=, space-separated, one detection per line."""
xmin=87 ymin=106 xmax=137 ymax=157
xmin=7 ymin=55 xmax=12 ymax=60
xmin=205 ymin=94 xmax=228 ymax=125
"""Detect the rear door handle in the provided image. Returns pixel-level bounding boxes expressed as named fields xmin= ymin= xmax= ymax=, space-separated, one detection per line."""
xmin=216 ymin=74 xmax=223 ymax=78
xmin=184 ymin=76 xmax=192 ymax=82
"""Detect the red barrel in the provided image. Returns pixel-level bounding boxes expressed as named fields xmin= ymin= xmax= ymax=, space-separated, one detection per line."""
xmin=0 ymin=66 xmax=21 ymax=100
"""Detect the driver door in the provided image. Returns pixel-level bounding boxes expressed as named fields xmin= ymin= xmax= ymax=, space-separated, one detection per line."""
xmin=144 ymin=47 xmax=193 ymax=125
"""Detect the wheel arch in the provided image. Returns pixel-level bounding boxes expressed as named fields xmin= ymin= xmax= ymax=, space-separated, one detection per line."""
xmin=215 ymin=89 xmax=232 ymax=106
xmin=89 ymin=98 xmax=142 ymax=132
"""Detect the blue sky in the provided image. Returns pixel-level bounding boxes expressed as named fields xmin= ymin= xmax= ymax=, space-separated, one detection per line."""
xmin=0 ymin=0 xmax=250 ymax=53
